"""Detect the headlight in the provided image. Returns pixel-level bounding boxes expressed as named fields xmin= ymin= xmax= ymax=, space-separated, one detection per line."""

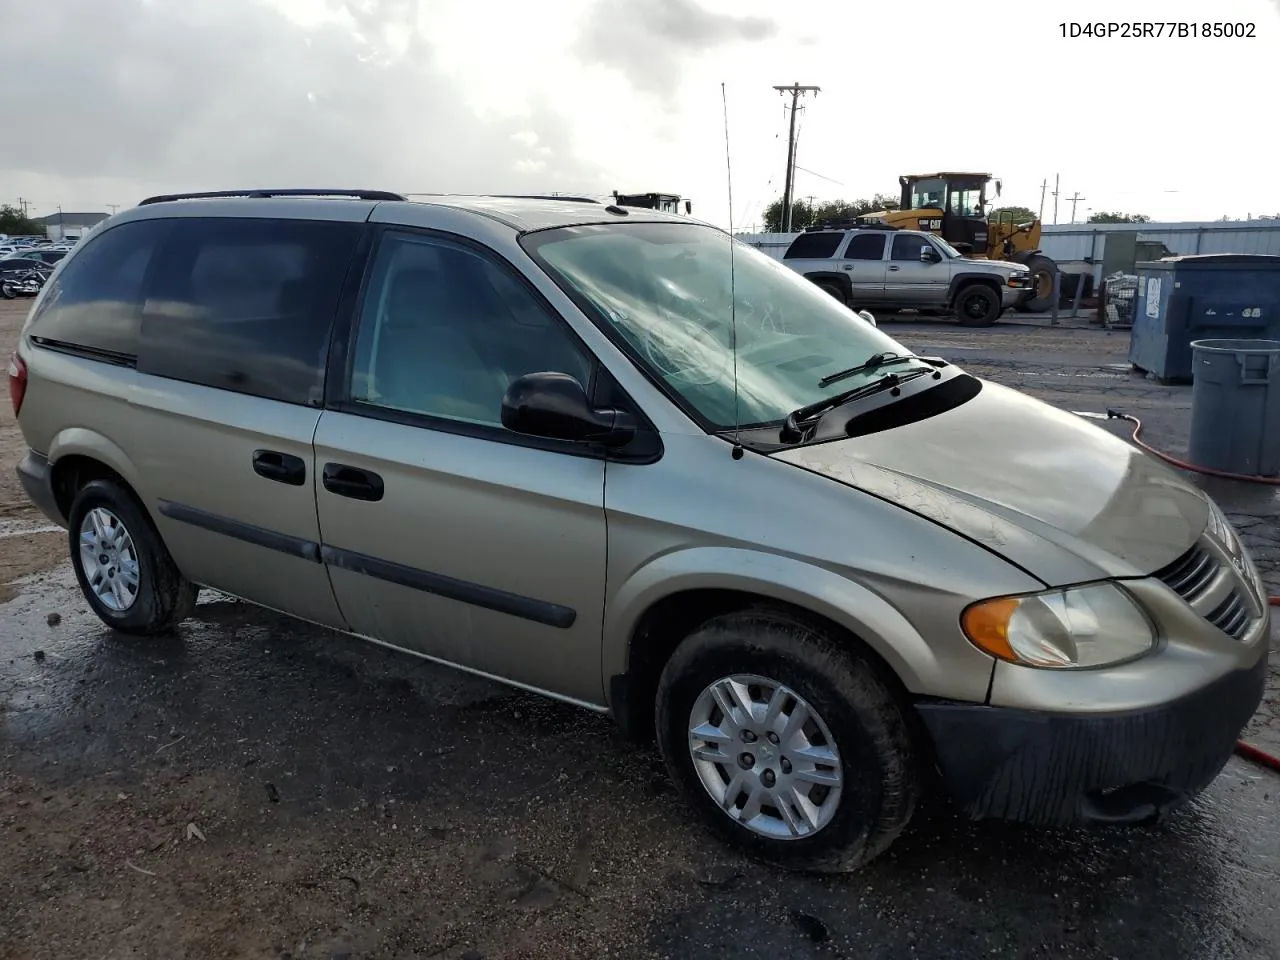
xmin=961 ymin=583 xmax=1156 ymax=669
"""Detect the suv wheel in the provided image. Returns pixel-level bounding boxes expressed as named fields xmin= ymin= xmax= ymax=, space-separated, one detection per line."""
xmin=68 ymin=479 xmax=198 ymax=634
xmin=954 ymin=284 xmax=1001 ymax=327
xmin=815 ymin=281 xmax=847 ymax=305
xmin=655 ymin=608 xmax=919 ymax=873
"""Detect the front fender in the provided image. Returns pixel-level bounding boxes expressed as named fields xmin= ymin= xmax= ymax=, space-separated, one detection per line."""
xmin=602 ymin=546 xmax=984 ymax=698
xmin=946 ymin=272 xmax=1003 ymax=303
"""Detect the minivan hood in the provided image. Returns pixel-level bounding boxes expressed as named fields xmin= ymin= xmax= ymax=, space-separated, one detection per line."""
xmin=773 ymin=380 xmax=1208 ymax=585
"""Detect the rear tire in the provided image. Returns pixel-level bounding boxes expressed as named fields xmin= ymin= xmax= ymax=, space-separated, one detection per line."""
xmin=954 ymin=284 xmax=1001 ymax=327
xmin=655 ymin=608 xmax=919 ymax=873
xmin=67 ymin=479 xmax=198 ymax=635
xmin=815 ymin=280 xmax=848 ymax=305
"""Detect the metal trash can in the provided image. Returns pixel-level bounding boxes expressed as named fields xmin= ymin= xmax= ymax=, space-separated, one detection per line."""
xmin=1130 ymin=254 xmax=1280 ymax=383
xmin=1187 ymin=338 xmax=1280 ymax=476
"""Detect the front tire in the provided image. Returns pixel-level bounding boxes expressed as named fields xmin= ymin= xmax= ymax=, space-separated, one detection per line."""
xmin=68 ymin=479 xmax=198 ymax=635
xmin=655 ymin=608 xmax=919 ymax=873
xmin=954 ymin=284 xmax=1001 ymax=327
xmin=1019 ymin=254 xmax=1058 ymax=312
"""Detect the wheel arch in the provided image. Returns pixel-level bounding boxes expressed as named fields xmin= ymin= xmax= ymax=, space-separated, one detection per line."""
xmin=946 ymin=272 xmax=1003 ymax=304
xmin=47 ymin=429 xmax=146 ymax=519
xmin=802 ymin=270 xmax=853 ymax=300
xmin=602 ymin=549 xmax=943 ymax=741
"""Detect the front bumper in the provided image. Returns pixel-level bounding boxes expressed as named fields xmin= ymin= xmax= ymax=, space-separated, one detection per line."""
xmin=915 ymin=648 xmax=1267 ymax=826
xmin=16 ymin=451 xmax=64 ymax=526
xmin=1001 ymin=281 xmax=1030 ymax=307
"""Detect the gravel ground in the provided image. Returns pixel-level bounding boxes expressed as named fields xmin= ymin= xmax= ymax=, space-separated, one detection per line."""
xmin=2 ymin=300 xmax=1278 ymax=960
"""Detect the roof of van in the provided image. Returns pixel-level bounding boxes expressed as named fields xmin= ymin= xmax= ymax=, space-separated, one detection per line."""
xmin=125 ymin=190 xmax=699 ymax=235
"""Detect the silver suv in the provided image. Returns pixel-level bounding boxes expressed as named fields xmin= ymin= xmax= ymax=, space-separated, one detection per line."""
xmin=9 ymin=190 xmax=1268 ymax=873
xmin=782 ymin=226 xmax=1032 ymax=326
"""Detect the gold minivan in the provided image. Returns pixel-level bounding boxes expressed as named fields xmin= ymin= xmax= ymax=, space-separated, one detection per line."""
xmin=10 ymin=190 xmax=1269 ymax=872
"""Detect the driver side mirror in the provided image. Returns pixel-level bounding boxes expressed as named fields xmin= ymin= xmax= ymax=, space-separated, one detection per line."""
xmin=501 ymin=372 xmax=636 ymax=448
xmin=920 ymin=246 xmax=941 ymax=263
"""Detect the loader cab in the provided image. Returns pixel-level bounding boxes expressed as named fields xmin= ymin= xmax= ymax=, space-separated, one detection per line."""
xmin=899 ymin=172 xmax=992 ymax=257
xmin=612 ymin=191 xmax=693 ymax=216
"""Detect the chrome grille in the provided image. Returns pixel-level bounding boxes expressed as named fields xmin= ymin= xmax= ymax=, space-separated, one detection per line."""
xmin=1158 ymin=544 xmax=1217 ymax=598
xmin=1155 ymin=540 xmax=1258 ymax=641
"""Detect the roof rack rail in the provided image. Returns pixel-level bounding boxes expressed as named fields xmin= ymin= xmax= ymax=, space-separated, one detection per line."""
xmin=137 ymin=188 xmax=407 ymax=206
xmin=804 ymin=218 xmax=900 ymax=232
xmin=493 ymin=194 xmax=602 ymax=204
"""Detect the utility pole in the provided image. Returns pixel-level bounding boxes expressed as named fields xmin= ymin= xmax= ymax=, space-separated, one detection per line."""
xmin=1052 ymin=174 xmax=1060 ymax=225
xmin=1038 ymin=180 xmax=1047 ymax=221
xmin=106 ymin=204 xmax=119 ymax=214
xmin=773 ymin=83 xmax=820 ymax=233
xmin=1068 ymin=192 xmax=1086 ymax=224
xmin=17 ymin=197 xmax=31 ymax=218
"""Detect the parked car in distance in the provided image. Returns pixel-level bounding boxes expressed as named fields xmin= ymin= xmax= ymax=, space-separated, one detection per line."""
xmin=8 ymin=191 xmax=1269 ymax=872
xmin=16 ymin=249 xmax=67 ymax=265
xmin=782 ymin=225 xmax=1032 ymax=326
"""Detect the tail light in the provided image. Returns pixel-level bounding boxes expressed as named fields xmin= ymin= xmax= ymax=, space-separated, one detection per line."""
xmin=7 ymin=351 xmax=27 ymax=417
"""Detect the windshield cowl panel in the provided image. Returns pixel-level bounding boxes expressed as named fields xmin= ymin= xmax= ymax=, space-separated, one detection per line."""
xmin=521 ymin=222 xmax=934 ymax=432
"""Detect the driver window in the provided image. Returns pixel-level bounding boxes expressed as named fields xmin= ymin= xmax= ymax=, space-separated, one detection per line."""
xmin=891 ymin=235 xmax=930 ymax=261
xmin=949 ymin=189 xmax=980 ymax=218
xmin=350 ymin=233 xmax=593 ymax=428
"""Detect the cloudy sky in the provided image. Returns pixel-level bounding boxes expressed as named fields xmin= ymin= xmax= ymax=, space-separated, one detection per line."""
xmin=2 ymin=0 xmax=1277 ymax=231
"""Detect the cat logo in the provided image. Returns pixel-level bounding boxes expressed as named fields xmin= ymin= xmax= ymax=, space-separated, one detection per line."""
xmin=919 ymin=218 xmax=943 ymax=231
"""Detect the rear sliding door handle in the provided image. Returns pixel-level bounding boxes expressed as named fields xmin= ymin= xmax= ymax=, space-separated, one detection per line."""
xmin=252 ymin=449 xmax=306 ymax=486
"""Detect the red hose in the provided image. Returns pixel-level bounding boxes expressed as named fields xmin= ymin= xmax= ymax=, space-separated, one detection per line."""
xmin=1106 ymin=412 xmax=1280 ymax=773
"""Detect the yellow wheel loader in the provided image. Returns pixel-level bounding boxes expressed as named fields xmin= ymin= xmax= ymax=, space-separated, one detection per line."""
xmin=859 ymin=173 xmax=1058 ymax=313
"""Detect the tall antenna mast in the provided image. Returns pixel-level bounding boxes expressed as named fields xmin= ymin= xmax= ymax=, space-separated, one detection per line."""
xmin=773 ymin=83 xmax=820 ymax=233
xmin=722 ymin=82 xmax=743 ymax=461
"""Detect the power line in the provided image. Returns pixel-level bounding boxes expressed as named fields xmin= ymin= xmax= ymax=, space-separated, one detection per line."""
xmin=793 ymin=165 xmax=844 ymax=187
xmin=772 ymin=83 xmax=820 ymax=233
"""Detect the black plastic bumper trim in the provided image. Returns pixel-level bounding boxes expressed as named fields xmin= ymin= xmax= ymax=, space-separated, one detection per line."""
xmin=320 ymin=544 xmax=577 ymax=629
xmin=915 ymin=650 xmax=1268 ymax=827
xmin=15 ymin=450 xmax=64 ymax=525
xmin=156 ymin=499 xmax=322 ymax=564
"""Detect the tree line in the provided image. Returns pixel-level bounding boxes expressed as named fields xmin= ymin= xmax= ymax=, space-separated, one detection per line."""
xmin=0 ymin=204 xmax=43 ymax=236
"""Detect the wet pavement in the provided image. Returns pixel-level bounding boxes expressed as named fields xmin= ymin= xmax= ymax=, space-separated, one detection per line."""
xmin=2 ymin=318 xmax=1279 ymax=959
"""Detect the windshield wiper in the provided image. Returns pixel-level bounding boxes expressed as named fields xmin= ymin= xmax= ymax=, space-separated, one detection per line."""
xmin=780 ymin=367 xmax=939 ymax=443
xmin=818 ymin=352 xmax=924 ymax=388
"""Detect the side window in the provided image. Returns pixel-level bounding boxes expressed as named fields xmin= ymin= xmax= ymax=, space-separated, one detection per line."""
xmin=842 ymin=234 xmax=886 ymax=261
xmin=783 ymin=232 xmax=843 ymax=260
xmin=138 ymin=218 xmax=360 ymax=405
xmin=28 ymin=219 xmax=169 ymax=357
xmin=349 ymin=232 xmax=594 ymax=429
xmin=891 ymin=234 xmax=931 ymax=261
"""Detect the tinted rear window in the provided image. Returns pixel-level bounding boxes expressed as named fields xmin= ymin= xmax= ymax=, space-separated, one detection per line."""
xmin=28 ymin=219 xmax=170 ymax=358
xmin=783 ymin=232 xmax=843 ymax=260
xmin=137 ymin=218 xmax=360 ymax=406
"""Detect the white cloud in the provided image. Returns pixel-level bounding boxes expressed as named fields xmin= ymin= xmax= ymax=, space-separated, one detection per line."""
xmin=2 ymin=0 xmax=1277 ymax=227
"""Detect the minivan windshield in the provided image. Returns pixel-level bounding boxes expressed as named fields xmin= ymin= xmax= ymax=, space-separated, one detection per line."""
xmin=523 ymin=222 xmax=929 ymax=430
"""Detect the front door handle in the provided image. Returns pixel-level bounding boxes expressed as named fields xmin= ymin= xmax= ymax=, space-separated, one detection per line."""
xmin=252 ymin=449 xmax=306 ymax=486
xmin=322 ymin=463 xmax=385 ymax=502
